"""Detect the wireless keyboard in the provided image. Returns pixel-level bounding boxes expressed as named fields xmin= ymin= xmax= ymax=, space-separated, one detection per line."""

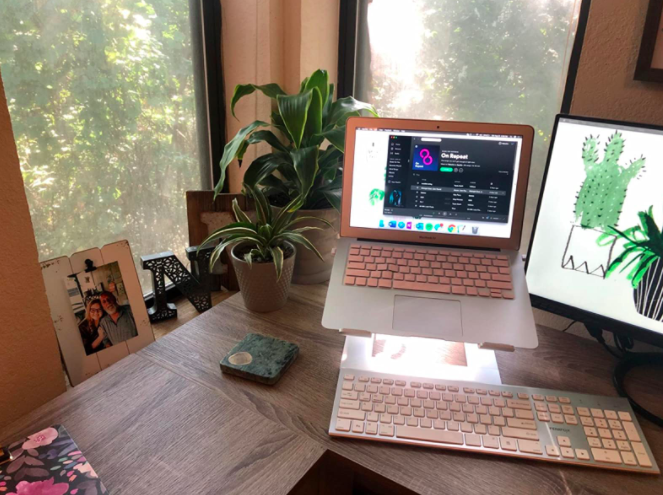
xmin=329 ymin=370 xmax=659 ymax=474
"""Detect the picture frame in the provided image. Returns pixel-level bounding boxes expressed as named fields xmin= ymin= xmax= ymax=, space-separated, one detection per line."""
xmin=41 ymin=240 xmax=154 ymax=385
xmin=635 ymin=0 xmax=663 ymax=82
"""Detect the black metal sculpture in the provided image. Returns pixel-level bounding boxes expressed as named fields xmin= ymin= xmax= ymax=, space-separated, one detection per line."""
xmin=141 ymin=246 xmax=214 ymax=322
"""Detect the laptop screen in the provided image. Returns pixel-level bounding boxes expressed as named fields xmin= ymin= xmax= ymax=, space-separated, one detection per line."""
xmin=349 ymin=128 xmax=524 ymax=239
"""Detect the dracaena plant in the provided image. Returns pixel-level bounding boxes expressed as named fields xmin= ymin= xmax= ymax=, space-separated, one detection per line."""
xmin=601 ymin=207 xmax=663 ymax=287
xmin=200 ymin=184 xmax=332 ymax=279
xmin=213 ymin=69 xmax=377 ymax=211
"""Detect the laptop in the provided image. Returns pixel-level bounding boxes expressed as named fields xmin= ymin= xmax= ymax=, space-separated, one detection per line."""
xmin=322 ymin=117 xmax=538 ymax=349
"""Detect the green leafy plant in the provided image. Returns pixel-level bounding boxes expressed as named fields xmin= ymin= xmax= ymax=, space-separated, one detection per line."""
xmin=602 ymin=207 xmax=663 ymax=288
xmin=199 ymin=184 xmax=332 ymax=279
xmin=214 ymin=69 xmax=378 ymax=211
xmin=575 ymin=132 xmax=645 ymax=230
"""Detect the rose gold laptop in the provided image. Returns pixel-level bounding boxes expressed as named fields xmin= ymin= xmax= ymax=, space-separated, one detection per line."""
xmin=322 ymin=117 xmax=538 ymax=349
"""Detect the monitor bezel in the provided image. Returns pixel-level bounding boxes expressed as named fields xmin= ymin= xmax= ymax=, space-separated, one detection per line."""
xmin=525 ymin=113 xmax=663 ymax=349
xmin=341 ymin=117 xmax=534 ymax=251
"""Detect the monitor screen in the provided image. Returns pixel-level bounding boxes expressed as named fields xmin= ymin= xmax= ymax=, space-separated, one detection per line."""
xmin=527 ymin=116 xmax=663 ymax=341
xmin=349 ymin=128 xmax=524 ymax=238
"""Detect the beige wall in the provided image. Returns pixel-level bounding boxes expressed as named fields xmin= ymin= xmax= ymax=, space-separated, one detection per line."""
xmin=0 ymin=73 xmax=66 ymax=429
xmin=221 ymin=0 xmax=340 ymax=192
xmin=570 ymin=0 xmax=663 ymax=124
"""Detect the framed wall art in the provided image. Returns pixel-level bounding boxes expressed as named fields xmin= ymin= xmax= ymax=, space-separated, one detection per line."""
xmin=635 ymin=0 xmax=663 ymax=82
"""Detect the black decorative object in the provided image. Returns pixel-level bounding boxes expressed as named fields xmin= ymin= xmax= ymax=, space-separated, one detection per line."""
xmin=141 ymin=246 xmax=214 ymax=322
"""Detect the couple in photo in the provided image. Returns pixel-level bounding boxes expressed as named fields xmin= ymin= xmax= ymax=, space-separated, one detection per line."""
xmin=79 ymin=291 xmax=138 ymax=355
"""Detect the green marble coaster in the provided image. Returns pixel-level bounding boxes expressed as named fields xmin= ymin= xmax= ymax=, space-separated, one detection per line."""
xmin=220 ymin=333 xmax=299 ymax=385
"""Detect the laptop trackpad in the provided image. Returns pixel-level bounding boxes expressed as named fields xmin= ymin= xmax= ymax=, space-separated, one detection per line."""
xmin=392 ymin=296 xmax=463 ymax=341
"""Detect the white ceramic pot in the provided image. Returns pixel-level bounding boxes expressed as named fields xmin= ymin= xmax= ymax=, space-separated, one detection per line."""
xmin=230 ymin=242 xmax=296 ymax=312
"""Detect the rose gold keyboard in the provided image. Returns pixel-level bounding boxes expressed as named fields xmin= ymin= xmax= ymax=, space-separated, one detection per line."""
xmin=343 ymin=244 xmax=515 ymax=299
xmin=329 ymin=370 xmax=659 ymax=474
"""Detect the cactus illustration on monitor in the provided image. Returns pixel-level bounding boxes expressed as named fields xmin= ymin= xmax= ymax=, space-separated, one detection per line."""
xmin=574 ymin=132 xmax=645 ymax=230
xmin=562 ymin=132 xmax=645 ymax=276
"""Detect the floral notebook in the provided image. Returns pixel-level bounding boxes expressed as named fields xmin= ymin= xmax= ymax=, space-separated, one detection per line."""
xmin=0 ymin=425 xmax=107 ymax=495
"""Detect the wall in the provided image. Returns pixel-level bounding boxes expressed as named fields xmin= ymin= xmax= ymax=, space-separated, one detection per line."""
xmin=570 ymin=0 xmax=663 ymax=124
xmin=221 ymin=0 xmax=340 ymax=192
xmin=0 ymin=72 xmax=66 ymax=429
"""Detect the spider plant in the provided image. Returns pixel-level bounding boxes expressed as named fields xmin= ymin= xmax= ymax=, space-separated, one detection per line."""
xmin=199 ymin=184 xmax=332 ymax=279
xmin=213 ymin=69 xmax=377 ymax=211
xmin=603 ymin=207 xmax=663 ymax=287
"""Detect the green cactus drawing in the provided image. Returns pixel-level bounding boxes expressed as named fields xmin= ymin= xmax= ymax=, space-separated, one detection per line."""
xmin=575 ymin=131 xmax=645 ymax=230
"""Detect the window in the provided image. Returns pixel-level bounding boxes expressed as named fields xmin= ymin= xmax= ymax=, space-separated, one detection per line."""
xmin=350 ymin=0 xmax=585 ymax=249
xmin=0 ymin=0 xmax=212 ymax=291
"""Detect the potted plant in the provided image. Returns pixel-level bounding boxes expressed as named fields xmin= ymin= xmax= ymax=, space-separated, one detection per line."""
xmin=200 ymin=184 xmax=331 ymax=313
xmin=213 ymin=69 xmax=377 ymax=284
xmin=604 ymin=207 xmax=663 ymax=321
xmin=562 ymin=132 xmax=645 ymax=276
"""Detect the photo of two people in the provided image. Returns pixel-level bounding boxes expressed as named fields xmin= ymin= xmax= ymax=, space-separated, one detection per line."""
xmin=66 ymin=262 xmax=138 ymax=356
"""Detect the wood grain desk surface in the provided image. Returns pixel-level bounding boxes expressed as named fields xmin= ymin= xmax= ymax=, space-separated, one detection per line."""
xmin=2 ymin=284 xmax=662 ymax=494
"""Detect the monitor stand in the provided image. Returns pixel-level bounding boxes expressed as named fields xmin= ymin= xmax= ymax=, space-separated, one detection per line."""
xmin=340 ymin=333 xmax=502 ymax=385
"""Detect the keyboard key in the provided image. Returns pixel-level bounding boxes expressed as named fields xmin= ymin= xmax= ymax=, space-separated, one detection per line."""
xmin=557 ymin=436 xmax=571 ymax=447
xmin=576 ymin=449 xmax=590 ymax=461
xmin=507 ymin=419 xmax=537 ymax=430
xmin=366 ymin=422 xmax=378 ymax=435
xmin=396 ymin=425 xmax=464 ymax=445
xmin=465 ymin=433 xmax=482 ymax=447
xmin=632 ymin=442 xmax=653 ymax=467
xmin=379 ymin=424 xmax=395 ymax=437
xmin=518 ymin=439 xmax=543 ymax=455
xmin=546 ymin=445 xmax=560 ymax=457
xmin=592 ymin=448 xmax=621 ymax=464
xmin=351 ymin=420 xmax=364 ymax=433
xmin=588 ymin=437 xmax=602 ymax=448
xmin=561 ymin=447 xmax=575 ymax=459
xmin=336 ymin=418 xmax=351 ymax=431
xmin=500 ymin=437 xmax=518 ymax=451
xmin=618 ymin=411 xmax=632 ymax=422
xmin=501 ymin=427 xmax=539 ymax=441
xmin=338 ymin=409 xmax=365 ymax=421
xmin=621 ymin=451 xmax=637 ymax=466
xmin=623 ymin=422 xmax=641 ymax=442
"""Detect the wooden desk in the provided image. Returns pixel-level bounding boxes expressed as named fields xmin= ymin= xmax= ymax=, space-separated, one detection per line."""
xmin=2 ymin=284 xmax=662 ymax=494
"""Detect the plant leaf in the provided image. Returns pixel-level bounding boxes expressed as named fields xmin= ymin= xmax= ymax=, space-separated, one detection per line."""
xmin=245 ymin=182 xmax=273 ymax=225
xmin=247 ymin=130 xmax=290 ymax=153
xmin=318 ymin=127 xmax=346 ymax=152
xmin=277 ymin=91 xmax=312 ymax=148
xmin=231 ymin=83 xmax=286 ymax=118
xmin=243 ymin=153 xmax=288 ymax=189
xmin=286 ymin=215 xmax=334 ymax=230
xmin=270 ymin=245 xmax=284 ymax=280
xmin=231 ymin=198 xmax=252 ymax=224
xmin=303 ymin=87 xmax=323 ymax=146
xmin=325 ymin=96 xmax=378 ymax=128
xmin=323 ymin=83 xmax=335 ymax=121
xmin=291 ymin=146 xmax=319 ymax=210
xmin=304 ymin=69 xmax=329 ymax=109
xmin=243 ymin=251 xmax=253 ymax=268
xmin=214 ymin=120 xmax=269 ymax=198
xmin=321 ymin=189 xmax=342 ymax=211
xmin=275 ymin=233 xmax=325 ymax=261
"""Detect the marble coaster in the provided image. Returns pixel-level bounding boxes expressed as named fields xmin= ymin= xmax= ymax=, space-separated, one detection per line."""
xmin=220 ymin=333 xmax=299 ymax=385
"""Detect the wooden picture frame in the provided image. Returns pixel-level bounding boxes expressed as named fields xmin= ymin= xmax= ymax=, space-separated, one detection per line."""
xmin=635 ymin=0 xmax=663 ymax=82
xmin=41 ymin=240 xmax=154 ymax=386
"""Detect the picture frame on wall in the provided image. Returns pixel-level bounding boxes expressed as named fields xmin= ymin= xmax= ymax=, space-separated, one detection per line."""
xmin=635 ymin=0 xmax=663 ymax=82
xmin=41 ymin=240 xmax=155 ymax=385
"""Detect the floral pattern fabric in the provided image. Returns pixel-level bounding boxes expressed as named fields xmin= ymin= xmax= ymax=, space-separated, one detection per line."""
xmin=0 ymin=425 xmax=107 ymax=495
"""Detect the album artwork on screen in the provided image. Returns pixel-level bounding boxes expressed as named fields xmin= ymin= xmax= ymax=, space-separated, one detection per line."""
xmin=527 ymin=119 xmax=663 ymax=335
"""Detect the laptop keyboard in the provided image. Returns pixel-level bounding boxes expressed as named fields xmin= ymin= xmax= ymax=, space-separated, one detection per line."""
xmin=343 ymin=244 xmax=515 ymax=299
